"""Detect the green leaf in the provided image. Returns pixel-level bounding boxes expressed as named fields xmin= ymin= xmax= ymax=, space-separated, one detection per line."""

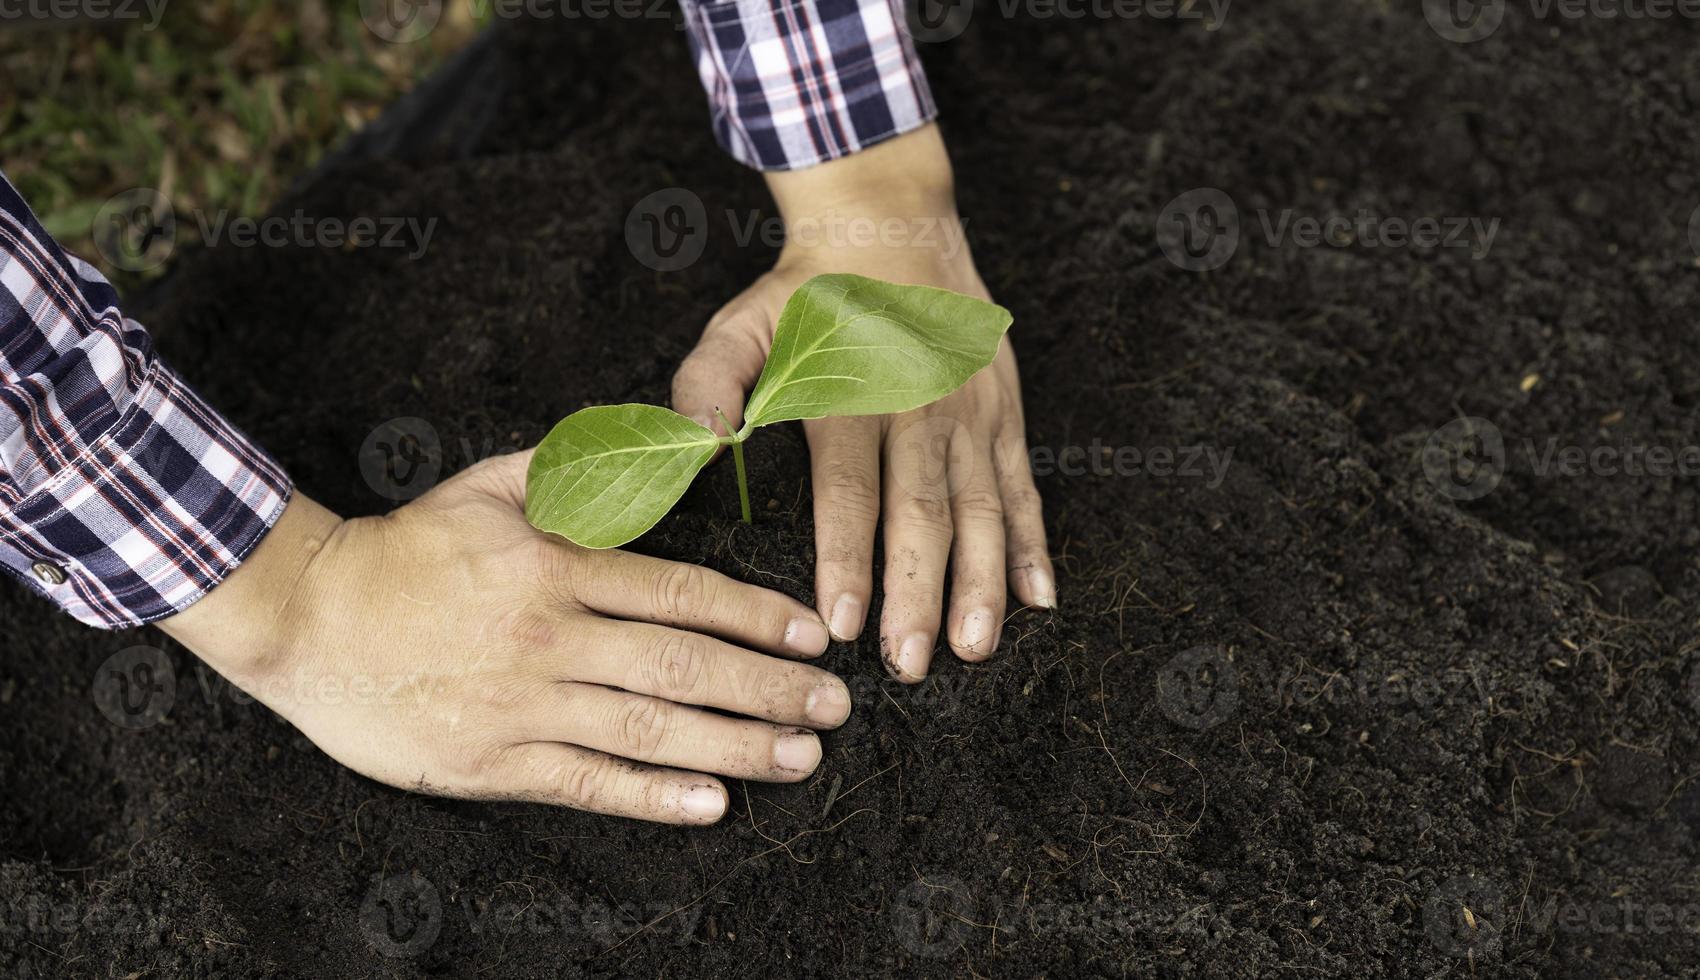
xmin=525 ymin=404 xmax=718 ymax=549
xmin=742 ymin=273 xmax=1012 ymax=429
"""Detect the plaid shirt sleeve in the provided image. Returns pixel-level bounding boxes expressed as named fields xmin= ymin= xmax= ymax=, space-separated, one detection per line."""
xmin=680 ymin=0 xmax=938 ymax=170
xmin=0 ymin=173 xmax=291 ymax=630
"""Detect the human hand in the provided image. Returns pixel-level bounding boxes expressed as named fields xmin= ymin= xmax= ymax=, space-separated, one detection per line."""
xmin=159 ymin=451 xmax=850 ymax=825
xmin=671 ymin=125 xmax=1056 ymax=684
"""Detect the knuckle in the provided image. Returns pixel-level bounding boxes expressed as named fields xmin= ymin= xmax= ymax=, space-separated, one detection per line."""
xmin=817 ymin=457 xmax=879 ymax=515
xmin=560 ymin=756 xmax=618 ymax=808
xmin=608 ymin=697 xmax=671 ymax=758
xmin=650 ymin=562 xmax=712 ymax=621
xmin=645 ymin=631 xmax=712 ymax=700
xmin=447 ymin=737 xmax=513 ymax=789
xmin=1003 ymin=483 xmax=1044 ymax=518
xmin=953 ymin=484 xmax=1004 ymax=522
xmin=894 ymin=492 xmax=953 ymax=534
xmin=471 ymin=674 xmax=538 ymax=715
xmin=492 ymin=606 xmax=559 ymax=653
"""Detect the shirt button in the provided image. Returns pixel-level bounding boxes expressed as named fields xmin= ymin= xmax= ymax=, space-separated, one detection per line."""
xmin=31 ymin=561 xmax=67 ymax=586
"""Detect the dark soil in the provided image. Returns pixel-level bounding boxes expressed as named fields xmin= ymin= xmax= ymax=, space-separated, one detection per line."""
xmin=6 ymin=3 xmax=1700 ymax=976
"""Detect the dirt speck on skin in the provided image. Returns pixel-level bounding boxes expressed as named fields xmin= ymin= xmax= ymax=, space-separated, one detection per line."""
xmin=4 ymin=4 xmax=1700 ymax=978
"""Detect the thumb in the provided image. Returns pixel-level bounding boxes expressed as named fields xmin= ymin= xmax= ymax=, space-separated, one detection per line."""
xmin=671 ymin=306 xmax=770 ymax=437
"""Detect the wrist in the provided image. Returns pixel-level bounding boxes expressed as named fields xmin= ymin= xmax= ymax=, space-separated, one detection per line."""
xmin=157 ymin=493 xmax=343 ymax=690
xmin=765 ymin=124 xmax=961 ymax=258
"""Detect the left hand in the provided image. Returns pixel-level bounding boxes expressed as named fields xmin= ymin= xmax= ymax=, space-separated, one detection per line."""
xmin=670 ymin=125 xmax=1056 ymax=683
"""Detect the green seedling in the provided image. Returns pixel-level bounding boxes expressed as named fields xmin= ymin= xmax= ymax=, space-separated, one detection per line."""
xmin=524 ymin=273 xmax=1012 ymax=549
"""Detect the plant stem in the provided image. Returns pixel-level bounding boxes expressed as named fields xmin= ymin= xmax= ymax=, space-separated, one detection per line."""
xmin=716 ymin=410 xmax=753 ymax=524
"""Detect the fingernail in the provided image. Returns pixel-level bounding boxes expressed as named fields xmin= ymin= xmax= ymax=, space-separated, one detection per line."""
xmin=774 ymin=731 xmax=822 ymax=772
xmin=829 ymin=594 xmax=864 ymax=641
xmin=956 ymin=608 xmax=998 ymax=658
xmin=1028 ymin=568 xmax=1058 ymax=609
xmin=886 ymin=632 xmax=933 ymax=684
xmin=784 ymin=616 xmax=830 ymax=656
xmin=680 ymin=785 xmax=726 ymax=821
xmin=805 ymin=681 xmax=852 ymax=727
xmin=691 ymin=414 xmax=716 ymax=434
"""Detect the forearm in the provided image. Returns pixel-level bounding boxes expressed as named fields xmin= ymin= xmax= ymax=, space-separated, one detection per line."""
xmin=764 ymin=122 xmax=958 ymax=226
xmin=0 ymin=170 xmax=291 ymax=628
xmin=680 ymin=0 xmax=936 ymax=172
xmin=156 ymin=493 xmax=342 ymax=689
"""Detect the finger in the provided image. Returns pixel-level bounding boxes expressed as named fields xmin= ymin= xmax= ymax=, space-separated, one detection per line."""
xmin=507 ymin=741 xmax=729 ymax=825
xmin=572 ymin=618 xmax=852 ymax=729
xmin=947 ymin=436 xmax=1007 ymax=662
xmin=804 ymin=417 xmax=880 ymax=642
xmin=995 ymin=423 xmax=1057 ymax=609
xmin=878 ymin=418 xmax=958 ymax=683
xmin=575 ymin=550 xmax=830 ymax=658
xmin=670 ymin=308 xmax=769 ymax=436
xmin=547 ymin=685 xmax=823 ymax=783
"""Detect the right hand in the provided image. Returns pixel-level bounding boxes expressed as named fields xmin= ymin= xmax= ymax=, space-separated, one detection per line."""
xmin=159 ymin=450 xmax=850 ymax=825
